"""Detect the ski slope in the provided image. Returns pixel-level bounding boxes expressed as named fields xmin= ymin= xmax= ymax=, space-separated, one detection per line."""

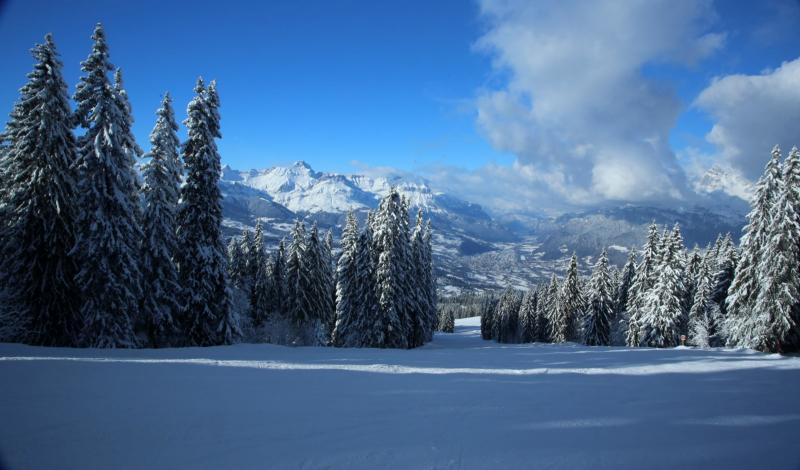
xmin=1 ymin=317 xmax=800 ymax=469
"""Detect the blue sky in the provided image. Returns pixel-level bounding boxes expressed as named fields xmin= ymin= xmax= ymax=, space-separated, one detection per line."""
xmin=1 ymin=0 xmax=799 ymax=212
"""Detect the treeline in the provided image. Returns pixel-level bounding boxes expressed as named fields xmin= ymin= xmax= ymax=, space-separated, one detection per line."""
xmin=0 ymin=27 xmax=437 ymax=349
xmin=483 ymin=145 xmax=800 ymax=354
xmin=226 ymin=195 xmax=437 ymax=348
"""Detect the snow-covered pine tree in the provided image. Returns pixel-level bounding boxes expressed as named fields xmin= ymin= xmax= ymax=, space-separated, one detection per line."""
xmin=353 ymin=215 xmax=381 ymax=347
xmin=422 ymin=219 xmax=437 ymax=342
xmin=711 ymin=234 xmax=737 ymax=316
xmin=398 ymin=196 xmax=422 ymax=348
xmin=439 ymin=307 xmax=455 ymax=333
xmin=303 ymin=222 xmax=330 ymax=344
xmin=72 ymin=25 xmax=142 ymax=348
xmin=323 ymin=229 xmax=336 ymax=336
xmin=626 ymin=222 xmax=660 ymax=346
xmin=553 ymin=254 xmax=582 ymax=343
xmin=726 ymin=147 xmax=782 ymax=346
xmin=518 ymin=289 xmax=538 ymax=343
xmin=687 ymin=264 xmax=720 ymax=347
xmin=140 ymin=93 xmax=182 ymax=347
xmin=667 ymin=223 xmax=688 ymax=335
xmin=227 ymin=236 xmax=245 ymax=288
xmin=750 ymin=146 xmax=800 ymax=352
xmin=176 ymin=78 xmax=238 ymax=346
xmin=480 ymin=295 xmax=496 ymax=340
xmin=249 ymin=222 xmax=270 ymax=328
xmin=269 ymin=239 xmax=287 ymax=317
xmin=637 ymin=231 xmax=683 ymax=348
xmin=286 ymin=221 xmax=310 ymax=326
xmin=332 ymin=212 xmax=359 ymax=347
xmin=371 ymin=190 xmax=410 ymax=348
xmin=584 ymin=249 xmax=614 ymax=346
xmin=494 ymin=288 xmax=522 ymax=343
xmin=541 ymin=274 xmax=560 ymax=343
xmin=614 ymin=249 xmax=636 ymax=315
xmin=0 ymin=34 xmax=82 ymax=345
xmin=238 ymin=229 xmax=254 ymax=288
xmin=683 ymin=246 xmax=703 ymax=320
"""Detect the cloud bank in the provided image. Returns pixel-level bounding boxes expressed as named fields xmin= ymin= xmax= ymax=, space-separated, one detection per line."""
xmin=694 ymin=58 xmax=800 ymax=179
xmin=468 ymin=0 xmax=724 ymax=209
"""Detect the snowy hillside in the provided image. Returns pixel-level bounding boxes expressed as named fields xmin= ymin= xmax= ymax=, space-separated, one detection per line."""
xmin=217 ymin=162 xmax=747 ymax=292
xmin=2 ymin=317 xmax=799 ymax=469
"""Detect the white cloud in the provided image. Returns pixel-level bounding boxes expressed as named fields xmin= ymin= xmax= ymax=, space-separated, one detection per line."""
xmin=467 ymin=0 xmax=723 ymax=207
xmin=694 ymin=57 xmax=800 ymax=179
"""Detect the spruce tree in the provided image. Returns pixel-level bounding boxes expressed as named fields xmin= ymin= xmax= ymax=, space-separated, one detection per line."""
xmin=423 ymin=219 xmax=438 ymax=342
xmin=176 ymin=78 xmax=238 ymax=346
xmin=286 ymin=221 xmax=311 ymax=328
xmin=495 ymin=288 xmax=522 ymax=343
xmin=726 ymin=147 xmax=782 ymax=346
xmin=303 ymin=223 xmax=329 ymax=344
xmin=140 ymin=94 xmax=182 ymax=347
xmin=0 ymin=34 xmax=82 ymax=345
xmin=751 ymin=147 xmax=800 ymax=352
xmin=626 ymin=223 xmax=660 ymax=346
xmin=711 ymin=234 xmax=737 ymax=316
xmin=227 ymin=236 xmax=245 ymax=288
xmin=553 ymin=254 xmax=582 ymax=342
xmin=638 ymin=235 xmax=683 ymax=348
xmin=518 ymin=289 xmax=538 ymax=343
xmin=354 ymin=216 xmax=381 ymax=347
xmin=372 ymin=190 xmax=409 ymax=348
xmin=72 ymin=24 xmax=142 ymax=348
xmin=584 ymin=249 xmax=614 ymax=346
xmin=480 ymin=295 xmax=496 ymax=340
xmin=323 ymin=229 xmax=336 ymax=336
xmin=239 ymin=228 xmax=254 ymax=288
xmin=614 ymin=249 xmax=636 ymax=316
xmin=332 ymin=212 xmax=360 ymax=346
xmin=248 ymin=221 xmax=269 ymax=327
xmin=269 ymin=239 xmax=287 ymax=317
xmin=687 ymin=266 xmax=720 ymax=347
xmin=542 ymin=274 xmax=560 ymax=343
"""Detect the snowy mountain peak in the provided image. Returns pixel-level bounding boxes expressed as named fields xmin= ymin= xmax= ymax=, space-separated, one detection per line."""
xmin=693 ymin=164 xmax=753 ymax=201
xmin=221 ymin=161 xmax=443 ymax=214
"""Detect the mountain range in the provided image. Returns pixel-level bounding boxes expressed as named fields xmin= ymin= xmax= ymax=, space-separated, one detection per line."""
xmin=218 ymin=161 xmax=748 ymax=293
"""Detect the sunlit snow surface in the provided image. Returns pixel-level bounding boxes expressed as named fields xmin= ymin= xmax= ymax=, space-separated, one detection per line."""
xmin=1 ymin=317 xmax=799 ymax=469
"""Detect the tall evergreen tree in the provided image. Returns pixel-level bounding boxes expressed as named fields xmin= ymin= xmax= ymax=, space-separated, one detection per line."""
xmin=332 ymin=212 xmax=360 ymax=346
xmin=140 ymin=93 xmax=182 ymax=347
xmin=72 ymin=24 xmax=142 ymax=347
xmin=354 ymin=215 xmax=380 ymax=347
xmin=227 ymin=236 xmax=245 ymax=288
xmin=541 ymin=274 xmax=560 ymax=343
xmin=687 ymin=265 xmax=720 ymax=347
xmin=269 ymin=239 xmax=287 ymax=317
xmin=494 ymin=288 xmax=522 ymax=343
xmin=0 ymin=34 xmax=82 ymax=345
xmin=302 ymin=223 xmax=329 ymax=344
xmin=176 ymin=78 xmax=238 ymax=346
xmin=584 ymin=249 xmax=614 ymax=346
xmin=751 ymin=147 xmax=800 ymax=352
xmin=614 ymin=249 xmax=636 ymax=316
xmin=553 ymin=254 xmax=582 ymax=342
xmin=248 ymin=222 xmax=269 ymax=328
xmin=726 ymin=147 xmax=782 ymax=346
xmin=711 ymin=234 xmax=737 ymax=316
xmin=518 ymin=289 xmax=538 ymax=343
xmin=638 ymin=234 xmax=683 ymax=348
xmin=626 ymin=223 xmax=660 ymax=346
xmin=372 ymin=190 xmax=409 ymax=348
xmin=286 ymin=221 xmax=311 ymax=328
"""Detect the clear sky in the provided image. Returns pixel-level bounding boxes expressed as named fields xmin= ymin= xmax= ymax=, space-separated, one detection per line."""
xmin=1 ymin=0 xmax=799 ymax=212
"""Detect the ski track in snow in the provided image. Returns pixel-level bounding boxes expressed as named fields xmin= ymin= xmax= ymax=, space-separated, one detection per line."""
xmin=2 ymin=355 xmax=799 ymax=376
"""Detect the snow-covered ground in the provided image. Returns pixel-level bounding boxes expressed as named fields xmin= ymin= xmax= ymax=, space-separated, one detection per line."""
xmin=2 ymin=317 xmax=800 ymax=469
